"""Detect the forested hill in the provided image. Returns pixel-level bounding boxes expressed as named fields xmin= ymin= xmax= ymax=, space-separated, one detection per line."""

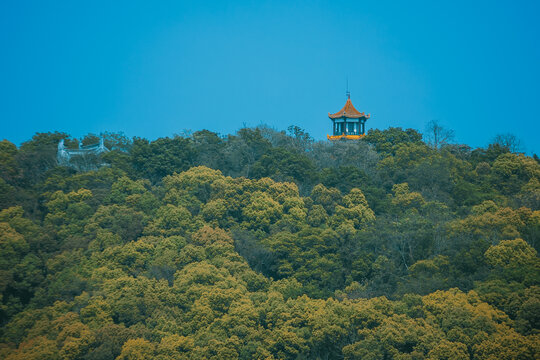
xmin=0 ymin=126 xmax=539 ymax=359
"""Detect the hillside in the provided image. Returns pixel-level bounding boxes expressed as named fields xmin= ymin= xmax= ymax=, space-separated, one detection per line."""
xmin=0 ymin=126 xmax=538 ymax=359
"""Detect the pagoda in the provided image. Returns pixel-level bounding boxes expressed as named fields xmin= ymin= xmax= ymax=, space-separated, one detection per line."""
xmin=327 ymin=92 xmax=370 ymax=140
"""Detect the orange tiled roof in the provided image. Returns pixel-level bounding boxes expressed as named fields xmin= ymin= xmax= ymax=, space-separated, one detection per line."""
xmin=328 ymin=98 xmax=370 ymax=119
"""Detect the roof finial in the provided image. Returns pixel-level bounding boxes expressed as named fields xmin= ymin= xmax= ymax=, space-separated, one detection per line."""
xmin=346 ymin=76 xmax=350 ymax=100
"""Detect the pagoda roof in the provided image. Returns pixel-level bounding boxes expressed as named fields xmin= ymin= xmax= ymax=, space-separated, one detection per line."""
xmin=328 ymin=98 xmax=370 ymax=119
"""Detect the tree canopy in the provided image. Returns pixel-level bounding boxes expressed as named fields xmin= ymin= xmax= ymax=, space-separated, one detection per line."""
xmin=0 ymin=126 xmax=538 ymax=359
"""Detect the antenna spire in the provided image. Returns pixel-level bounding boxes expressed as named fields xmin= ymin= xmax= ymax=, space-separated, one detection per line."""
xmin=346 ymin=77 xmax=350 ymax=99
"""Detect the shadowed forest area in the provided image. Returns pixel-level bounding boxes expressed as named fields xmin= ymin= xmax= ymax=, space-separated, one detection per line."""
xmin=0 ymin=125 xmax=538 ymax=359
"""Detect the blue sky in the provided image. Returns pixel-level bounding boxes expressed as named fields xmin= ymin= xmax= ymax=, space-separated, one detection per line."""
xmin=1 ymin=1 xmax=539 ymax=153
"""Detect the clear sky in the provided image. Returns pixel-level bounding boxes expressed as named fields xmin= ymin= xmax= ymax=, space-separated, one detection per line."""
xmin=1 ymin=1 xmax=539 ymax=153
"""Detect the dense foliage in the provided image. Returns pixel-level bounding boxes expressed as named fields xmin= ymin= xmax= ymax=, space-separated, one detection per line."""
xmin=0 ymin=126 xmax=538 ymax=359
